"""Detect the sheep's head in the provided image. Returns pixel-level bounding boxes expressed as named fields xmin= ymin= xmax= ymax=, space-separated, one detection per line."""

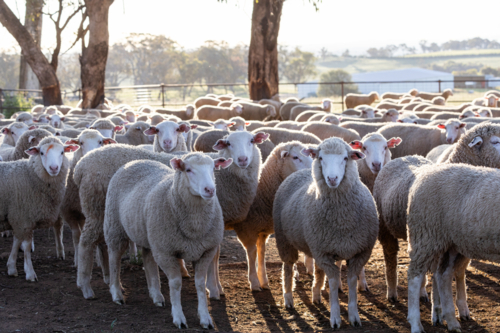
xmin=3 ymin=123 xmax=31 ymax=144
xmin=409 ymin=89 xmax=419 ymax=96
xmin=230 ymin=103 xmax=243 ymax=115
xmin=302 ymin=137 xmax=364 ymax=190
xmin=459 ymin=109 xmax=478 ymax=120
xmin=210 ymin=119 xmax=234 ymax=131
xmin=485 ymin=95 xmax=499 ymax=107
xmin=277 ymin=142 xmax=313 ymax=177
xmin=150 ymin=114 xmax=167 ymax=126
xmin=370 ymin=92 xmax=380 ymax=101
xmin=437 ymin=119 xmax=466 ymax=144
xmin=350 ymin=133 xmax=401 ymax=175
xmin=65 ymin=129 xmax=116 ymax=156
xmin=44 ymin=106 xmax=58 ymax=115
xmin=212 ymin=131 xmax=269 ymax=169
xmin=476 ymin=108 xmax=492 ymax=118
xmin=360 ymin=108 xmax=377 ymax=119
xmin=383 ymin=109 xmax=399 ymax=122
xmin=26 ymin=137 xmax=78 ymax=176
xmin=229 ymin=117 xmax=247 ymax=131
xmin=48 ymin=114 xmax=65 ymax=128
xmin=322 ymin=99 xmax=332 ymax=110
xmin=144 ymin=121 xmax=190 ymax=152
xmin=321 ymin=114 xmax=340 ymax=125
xmin=185 ymin=105 xmax=195 ymax=118
xmin=442 ymin=89 xmax=454 ymax=99
xmin=171 ymin=152 xmax=232 ymax=200
xmin=266 ymin=105 xmax=277 ymax=117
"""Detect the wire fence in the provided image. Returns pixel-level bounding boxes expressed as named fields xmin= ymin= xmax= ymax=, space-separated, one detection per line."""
xmin=1 ymin=78 xmax=499 ymax=115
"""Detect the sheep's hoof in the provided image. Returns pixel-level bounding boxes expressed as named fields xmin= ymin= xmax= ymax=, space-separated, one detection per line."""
xmin=201 ymin=323 xmax=214 ymax=330
xmin=251 ymin=287 xmax=262 ymax=292
xmin=460 ymin=314 xmax=471 ymax=321
xmin=420 ymin=295 xmax=429 ymax=303
xmin=114 ymin=300 xmax=124 ymax=305
xmin=388 ymin=296 xmax=397 ymax=303
xmin=154 ymin=302 xmax=165 ymax=307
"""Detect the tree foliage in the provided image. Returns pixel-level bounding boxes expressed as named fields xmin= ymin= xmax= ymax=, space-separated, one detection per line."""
xmin=317 ymin=69 xmax=358 ymax=97
xmin=279 ymin=46 xmax=317 ymax=82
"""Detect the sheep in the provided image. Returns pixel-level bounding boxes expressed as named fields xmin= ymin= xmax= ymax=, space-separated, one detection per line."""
xmin=275 ymin=121 xmax=307 ymax=131
xmin=477 ymin=107 xmax=492 ymax=117
xmin=61 ymin=130 xmax=116 ymax=266
xmin=74 ymin=131 xmax=269 ymax=299
xmin=341 ymin=107 xmax=378 ymax=119
xmin=246 ymin=120 xmax=279 ymax=132
xmin=319 ymin=114 xmax=341 ymax=125
xmin=217 ymin=94 xmax=234 ymax=101
xmin=377 ymin=120 xmax=466 ymax=159
xmin=279 ymin=101 xmax=304 ymax=120
xmin=421 ymin=103 xmax=471 ymax=113
xmin=289 ymin=99 xmax=332 ymax=121
xmin=47 ymin=114 xmax=67 ymax=129
xmin=209 ymin=119 xmax=234 ymax=131
xmin=381 ymin=89 xmax=418 ymax=100
xmin=154 ymin=105 xmax=195 ymax=120
xmin=345 ymin=109 xmax=399 ymax=123
xmin=31 ymin=104 xmax=44 ymax=114
xmin=217 ymin=101 xmax=232 ymax=107
xmin=137 ymin=105 xmax=153 ymax=113
xmin=237 ymin=102 xmax=277 ymax=121
xmin=36 ymin=124 xmax=58 ymax=135
xmin=425 ymin=144 xmax=452 ymax=163
xmin=340 ymin=122 xmax=387 ymax=138
xmin=273 ymin=137 xmax=379 ymax=328
xmin=0 ymin=128 xmax=53 ymax=161
xmin=1 ymin=137 xmax=78 ymax=281
xmin=258 ymin=99 xmax=282 ymax=115
xmin=472 ymin=94 xmax=498 ymax=107
xmin=416 ymin=88 xmax=454 ymax=101
xmin=228 ymin=116 xmax=247 ymax=131
xmin=115 ymin=121 xmax=152 ymax=145
xmin=301 ymin=122 xmax=361 ymax=143
xmin=232 ymin=142 xmax=313 ymax=291
xmin=15 ymin=112 xmax=35 ymax=125
xmin=375 ymin=102 xmax=405 ymax=111
xmin=195 ymin=104 xmax=243 ymax=121
xmin=194 ymin=96 xmax=221 ymax=109
xmin=344 ymin=92 xmax=380 ymax=109
xmin=143 ymin=121 xmax=190 ymax=153
xmin=458 ymin=109 xmax=479 ymax=120
xmin=89 ymin=118 xmax=122 ymax=139
xmin=1 ymin=122 xmax=33 ymax=146
xmin=104 ymin=154 xmax=231 ymax=329
xmin=429 ymin=112 xmax=462 ymax=120
xmin=295 ymin=110 xmax=325 ymax=122
xmin=431 ymin=96 xmax=445 ymax=105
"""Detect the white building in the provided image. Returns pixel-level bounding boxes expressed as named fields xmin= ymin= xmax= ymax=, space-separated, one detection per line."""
xmin=351 ymin=68 xmax=454 ymax=95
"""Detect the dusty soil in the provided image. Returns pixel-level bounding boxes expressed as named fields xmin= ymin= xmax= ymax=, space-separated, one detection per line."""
xmin=1 ymin=227 xmax=499 ymax=333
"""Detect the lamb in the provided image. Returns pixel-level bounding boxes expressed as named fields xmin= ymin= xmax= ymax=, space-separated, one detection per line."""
xmin=104 ymin=154 xmax=231 ymax=329
xmin=340 ymin=122 xmax=387 ymax=138
xmin=47 ymin=114 xmax=68 ymax=129
xmin=143 ymin=121 xmax=190 ymax=153
xmin=89 ymin=118 xmax=122 ymax=139
xmin=195 ymin=104 xmax=243 ymax=121
xmin=425 ymin=144 xmax=452 ymax=163
xmin=228 ymin=116 xmax=247 ymax=131
xmin=61 ymin=130 xmax=117 ymax=266
xmin=154 ymin=105 xmax=195 ymax=120
xmin=74 ymin=131 xmax=268 ymax=299
xmin=194 ymin=96 xmax=221 ymax=109
xmin=209 ymin=119 xmax=234 ymax=131
xmin=416 ymin=88 xmax=454 ymax=101
xmin=301 ymin=122 xmax=361 ymax=142
xmin=238 ymin=102 xmax=277 ymax=121
xmin=1 ymin=122 xmax=33 ymax=146
xmin=273 ymin=137 xmax=379 ymax=328
xmin=377 ymin=120 xmax=466 ymax=158
xmin=1 ymin=137 xmax=78 ymax=281
xmin=232 ymin=142 xmax=313 ymax=291
xmin=381 ymin=89 xmax=418 ymax=100
xmin=289 ymin=99 xmax=332 ymax=121
xmin=344 ymin=92 xmax=380 ymax=109
xmin=0 ymin=128 xmax=53 ymax=161
xmin=115 ymin=121 xmax=152 ymax=145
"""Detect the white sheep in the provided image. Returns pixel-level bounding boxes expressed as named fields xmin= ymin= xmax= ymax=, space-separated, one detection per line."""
xmin=273 ymin=137 xmax=379 ymax=328
xmin=228 ymin=116 xmax=248 ymax=131
xmin=154 ymin=104 xmax=195 ymax=120
xmin=104 ymin=154 xmax=232 ymax=329
xmin=209 ymin=119 xmax=235 ymax=131
xmin=1 ymin=122 xmax=34 ymax=146
xmin=195 ymin=104 xmax=243 ymax=121
xmin=1 ymin=137 xmax=79 ymax=281
xmin=238 ymin=102 xmax=277 ymax=121
xmin=301 ymin=122 xmax=361 ymax=143
xmin=344 ymin=92 xmax=380 ymax=109
xmin=0 ymin=128 xmax=53 ymax=161
xmin=143 ymin=121 xmax=190 ymax=153
xmin=115 ymin=121 xmax=152 ymax=145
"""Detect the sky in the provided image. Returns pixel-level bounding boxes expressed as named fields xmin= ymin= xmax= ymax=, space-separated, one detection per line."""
xmin=1 ymin=0 xmax=500 ymax=56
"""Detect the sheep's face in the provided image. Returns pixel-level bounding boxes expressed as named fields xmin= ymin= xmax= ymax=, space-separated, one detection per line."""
xmin=360 ymin=108 xmax=377 ymax=119
xmin=385 ymin=110 xmax=399 ymax=122
xmin=477 ymin=109 xmax=492 ymax=117
xmin=48 ymin=114 xmax=64 ymax=128
xmin=125 ymin=112 xmax=136 ymax=123
xmin=322 ymin=99 xmax=331 ymax=110
xmin=171 ymin=155 xmax=232 ymax=200
xmin=280 ymin=145 xmax=313 ymax=178
xmin=144 ymin=121 xmax=189 ymax=152
xmin=398 ymin=118 xmax=417 ymax=124
xmin=212 ymin=131 xmax=269 ymax=169
xmin=211 ymin=120 xmax=233 ymax=131
xmin=322 ymin=115 xmax=340 ymax=125
xmin=438 ymin=121 xmax=466 ymax=144
xmin=231 ymin=104 xmax=243 ymax=115
xmin=45 ymin=108 xmax=57 ymax=115
xmin=66 ymin=132 xmax=116 ymax=156
xmin=26 ymin=142 xmax=78 ymax=176
xmin=3 ymin=123 xmax=29 ymax=144
xmin=486 ymin=95 xmax=499 ymax=107
xmin=186 ymin=105 xmax=195 ymax=118
xmin=267 ymin=105 xmax=277 ymax=117
xmin=37 ymin=115 xmax=50 ymax=124
xmin=459 ymin=110 xmax=477 ymax=120
xmin=350 ymin=136 xmax=401 ymax=175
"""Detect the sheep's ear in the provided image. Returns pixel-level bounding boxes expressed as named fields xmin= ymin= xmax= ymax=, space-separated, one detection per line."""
xmin=361 ymin=110 xmax=366 ymax=114
xmin=374 ymin=110 xmax=379 ymax=113
xmin=280 ymin=150 xmax=289 ymax=158
xmin=208 ymin=122 xmax=215 ymax=126
xmin=2 ymin=128 xmax=10 ymax=134
xmin=468 ymin=136 xmax=483 ymax=148
xmin=387 ymin=137 xmax=402 ymax=148
xmin=28 ymin=125 xmax=38 ymax=130
xmin=123 ymin=121 xmax=129 ymax=125
xmin=103 ymin=138 xmax=117 ymax=145
xmin=46 ymin=116 xmax=51 ymax=120
xmin=214 ymin=157 xmax=233 ymax=170
xmin=413 ymin=121 xmax=418 ymax=124
xmin=61 ymin=117 xmax=65 ymax=121
xmin=114 ymin=126 xmax=123 ymax=132
xmin=65 ymin=139 xmax=80 ymax=145
xmin=228 ymin=122 xmax=235 ymax=127
xmin=350 ymin=151 xmax=365 ymax=160
xmin=213 ymin=139 xmax=229 ymax=150
xmin=178 ymin=123 xmax=190 ymax=133
xmin=25 ymin=147 xmax=40 ymax=156
xmin=190 ymin=124 xmax=198 ymax=129
xmin=144 ymin=126 xmax=158 ymax=135
xmin=170 ymin=158 xmax=184 ymax=171
xmin=245 ymin=122 xmax=250 ymax=125
xmin=301 ymin=147 xmax=319 ymax=159
xmin=64 ymin=144 xmax=80 ymax=153
xmin=397 ymin=119 xmax=404 ymax=123
xmin=399 ymin=111 xmax=403 ymax=114
xmin=459 ymin=123 xmax=466 ymax=128
xmin=349 ymin=141 xmax=363 ymax=150
xmin=437 ymin=124 xmax=446 ymax=129
xmin=252 ymin=132 xmax=270 ymax=144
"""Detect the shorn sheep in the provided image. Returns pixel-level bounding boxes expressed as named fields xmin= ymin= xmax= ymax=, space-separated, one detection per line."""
xmin=344 ymin=92 xmax=380 ymax=109
xmin=195 ymin=104 xmax=243 ymax=121
xmin=0 ymin=137 xmax=79 ymax=281
xmin=416 ymin=88 xmax=454 ymax=101
xmin=233 ymin=141 xmax=313 ymax=291
xmin=273 ymin=137 xmax=379 ymax=328
xmin=154 ymin=104 xmax=195 ymax=120
xmin=104 ymin=154 xmax=232 ymax=329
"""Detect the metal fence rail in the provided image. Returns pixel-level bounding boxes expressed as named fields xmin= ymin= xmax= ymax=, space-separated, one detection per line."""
xmin=1 ymin=79 xmax=499 ymax=114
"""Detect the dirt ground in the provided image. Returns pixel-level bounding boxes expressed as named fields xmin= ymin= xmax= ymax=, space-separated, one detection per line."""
xmin=1 ymin=227 xmax=499 ymax=333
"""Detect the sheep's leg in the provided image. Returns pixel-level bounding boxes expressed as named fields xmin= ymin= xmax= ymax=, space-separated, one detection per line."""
xmin=235 ymin=228 xmax=262 ymax=291
xmin=68 ymin=222 xmax=82 ymax=267
xmin=454 ymin=255 xmax=471 ymax=321
xmin=22 ymin=238 xmax=37 ymax=282
xmin=431 ymin=274 xmax=443 ymax=326
xmin=128 ymin=240 xmax=137 ymax=258
xmin=142 ymin=248 xmax=165 ymax=307
xmin=314 ymin=253 xmax=342 ymax=328
xmin=179 ymin=259 xmax=190 ymax=278
xmin=205 ymin=246 xmax=221 ymax=299
xmin=95 ymin=245 xmax=103 ymax=268
xmin=379 ymin=224 xmax=399 ymax=302
xmin=97 ymin=243 xmax=110 ymax=284
xmin=157 ymin=257 xmax=187 ymax=329
xmin=194 ymin=247 xmax=217 ymax=329
xmin=53 ymin=216 xmax=65 ymax=260
xmin=108 ymin=239 xmax=128 ymax=305
xmin=312 ymin=262 xmax=325 ymax=304
xmin=304 ymin=254 xmax=314 ymax=276
xmin=436 ymin=251 xmax=461 ymax=332
xmin=256 ymin=233 xmax=270 ymax=289
xmin=357 ymin=267 xmax=369 ymax=292
xmin=77 ymin=225 xmax=99 ymax=299
xmin=420 ymin=274 xmax=429 ymax=302
xmin=346 ymin=256 xmax=367 ymax=327
xmin=7 ymin=235 xmax=22 ymax=277
xmin=407 ymin=273 xmax=426 ymax=333
xmin=336 ymin=260 xmax=343 ymax=292
xmin=283 ymin=262 xmax=295 ymax=308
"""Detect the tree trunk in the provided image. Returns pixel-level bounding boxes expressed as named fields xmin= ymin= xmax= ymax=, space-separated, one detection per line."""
xmin=0 ymin=0 xmax=62 ymax=105
xmin=248 ymin=0 xmax=283 ymax=100
xmin=19 ymin=0 xmax=43 ymax=91
xmin=80 ymin=0 xmax=114 ymax=109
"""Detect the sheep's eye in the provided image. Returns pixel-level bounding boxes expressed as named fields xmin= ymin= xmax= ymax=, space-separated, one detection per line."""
xmin=250 ymin=139 xmax=254 ymax=144
xmin=293 ymin=156 xmax=298 ymax=160
xmin=384 ymin=146 xmax=387 ymax=150
xmin=344 ymin=157 xmax=348 ymax=161
xmin=61 ymin=152 xmax=63 ymax=155
xmin=176 ymin=128 xmax=180 ymax=132
xmin=40 ymin=152 xmax=44 ymax=156
xmin=319 ymin=157 xmax=322 ymax=160
xmin=99 ymin=141 xmax=102 ymax=145
xmin=456 ymin=127 xmax=459 ymax=130
xmin=363 ymin=147 xmax=366 ymax=150
xmin=226 ymin=142 xmax=231 ymax=146
xmin=186 ymin=169 xmax=191 ymax=172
